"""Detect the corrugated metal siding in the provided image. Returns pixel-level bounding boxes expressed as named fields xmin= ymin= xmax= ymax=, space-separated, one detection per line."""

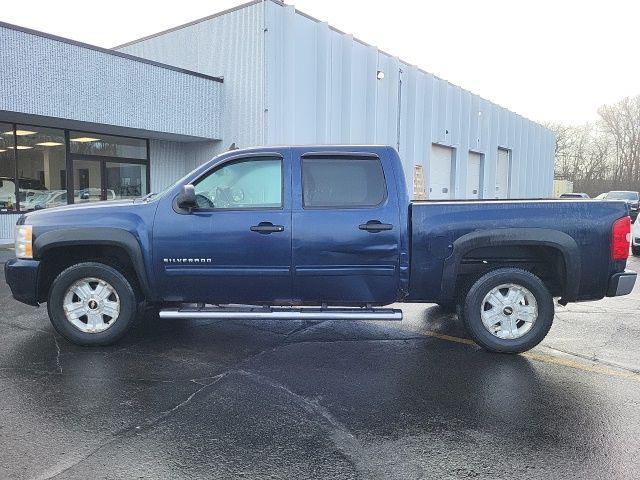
xmin=264 ymin=2 xmax=555 ymax=198
xmin=116 ymin=3 xmax=265 ymax=156
xmin=0 ymin=214 xmax=19 ymax=242
xmin=149 ymin=140 xmax=220 ymax=192
xmin=0 ymin=26 xmax=223 ymax=140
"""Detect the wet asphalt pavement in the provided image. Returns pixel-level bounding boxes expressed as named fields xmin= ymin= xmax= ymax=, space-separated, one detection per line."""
xmin=0 ymin=250 xmax=639 ymax=479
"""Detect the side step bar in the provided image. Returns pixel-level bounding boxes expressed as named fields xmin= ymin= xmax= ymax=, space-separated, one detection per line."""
xmin=159 ymin=305 xmax=403 ymax=321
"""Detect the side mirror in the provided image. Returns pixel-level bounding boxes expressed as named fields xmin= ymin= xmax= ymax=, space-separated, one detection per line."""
xmin=176 ymin=184 xmax=197 ymax=211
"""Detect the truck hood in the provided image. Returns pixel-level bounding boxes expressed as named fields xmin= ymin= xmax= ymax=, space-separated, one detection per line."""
xmin=20 ymin=199 xmax=157 ymax=228
xmin=25 ymin=199 xmax=136 ymax=217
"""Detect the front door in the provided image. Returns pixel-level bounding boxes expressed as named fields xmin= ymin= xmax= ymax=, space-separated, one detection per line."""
xmin=153 ymin=152 xmax=292 ymax=304
xmin=291 ymin=150 xmax=401 ymax=305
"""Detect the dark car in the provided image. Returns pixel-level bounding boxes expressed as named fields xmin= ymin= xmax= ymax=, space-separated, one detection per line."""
xmin=603 ymin=191 xmax=639 ymax=221
xmin=559 ymin=193 xmax=590 ymax=199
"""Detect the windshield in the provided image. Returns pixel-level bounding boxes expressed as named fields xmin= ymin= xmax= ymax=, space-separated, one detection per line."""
xmin=606 ymin=191 xmax=639 ymax=201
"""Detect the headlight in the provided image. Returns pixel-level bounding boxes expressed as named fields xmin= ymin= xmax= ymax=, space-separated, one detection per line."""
xmin=15 ymin=225 xmax=33 ymax=259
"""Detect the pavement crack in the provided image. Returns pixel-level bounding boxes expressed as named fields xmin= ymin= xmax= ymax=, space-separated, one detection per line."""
xmin=37 ymin=374 xmax=227 ymax=480
xmin=283 ymin=320 xmax=325 ymax=341
xmin=52 ymin=335 xmax=63 ymax=374
xmin=145 ymin=372 xmax=228 ymax=426
xmin=234 ymin=369 xmax=383 ymax=479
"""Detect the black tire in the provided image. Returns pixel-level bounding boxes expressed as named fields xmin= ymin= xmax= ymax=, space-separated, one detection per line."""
xmin=461 ymin=268 xmax=554 ymax=354
xmin=47 ymin=262 xmax=138 ymax=346
xmin=632 ymin=245 xmax=640 ymax=256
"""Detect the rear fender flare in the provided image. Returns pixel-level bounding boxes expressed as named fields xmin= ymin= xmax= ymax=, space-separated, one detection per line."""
xmin=441 ymin=228 xmax=581 ymax=302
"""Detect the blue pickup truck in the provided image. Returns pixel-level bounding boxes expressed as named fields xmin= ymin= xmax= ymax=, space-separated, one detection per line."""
xmin=4 ymin=146 xmax=637 ymax=353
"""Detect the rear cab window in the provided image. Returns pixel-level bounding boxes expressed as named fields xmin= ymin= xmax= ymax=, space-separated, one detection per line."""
xmin=301 ymin=156 xmax=387 ymax=208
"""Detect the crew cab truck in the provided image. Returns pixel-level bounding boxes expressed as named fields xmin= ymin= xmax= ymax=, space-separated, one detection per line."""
xmin=4 ymin=146 xmax=637 ymax=353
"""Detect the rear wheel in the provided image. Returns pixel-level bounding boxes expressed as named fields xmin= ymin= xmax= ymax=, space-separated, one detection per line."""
xmin=461 ymin=268 xmax=554 ymax=353
xmin=47 ymin=262 xmax=138 ymax=346
xmin=632 ymin=245 xmax=640 ymax=256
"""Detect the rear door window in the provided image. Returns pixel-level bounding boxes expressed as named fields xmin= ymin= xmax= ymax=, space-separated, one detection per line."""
xmin=302 ymin=157 xmax=387 ymax=208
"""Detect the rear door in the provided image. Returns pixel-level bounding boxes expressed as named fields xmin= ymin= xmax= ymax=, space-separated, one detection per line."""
xmin=291 ymin=149 xmax=401 ymax=305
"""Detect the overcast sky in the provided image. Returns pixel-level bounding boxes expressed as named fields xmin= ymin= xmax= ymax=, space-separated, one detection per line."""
xmin=1 ymin=0 xmax=637 ymax=124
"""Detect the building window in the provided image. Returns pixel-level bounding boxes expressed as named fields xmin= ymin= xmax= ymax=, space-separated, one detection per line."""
xmin=69 ymin=131 xmax=147 ymax=159
xmin=15 ymin=125 xmax=66 ymax=212
xmin=0 ymin=123 xmax=149 ymax=213
xmin=0 ymin=123 xmax=17 ymax=212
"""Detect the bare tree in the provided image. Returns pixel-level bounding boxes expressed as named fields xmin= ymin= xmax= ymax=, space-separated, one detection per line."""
xmin=548 ymin=94 xmax=640 ymax=196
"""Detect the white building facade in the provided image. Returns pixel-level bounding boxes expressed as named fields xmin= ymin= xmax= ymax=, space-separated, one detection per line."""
xmin=0 ymin=0 xmax=554 ymax=240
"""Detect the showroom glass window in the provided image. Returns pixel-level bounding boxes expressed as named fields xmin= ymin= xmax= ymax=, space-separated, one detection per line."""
xmin=15 ymin=125 xmax=66 ymax=212
xmin=0 ymin=123 xmax=17 ymax=212
xmin=0 ymin=125 xmax=149 ymax=212
xmin=70 ymin=131 xmax=148 ymax=203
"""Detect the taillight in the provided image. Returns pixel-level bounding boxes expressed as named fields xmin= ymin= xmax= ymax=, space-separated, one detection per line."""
xmin=611 ymin=216 xmax=631 ymax=260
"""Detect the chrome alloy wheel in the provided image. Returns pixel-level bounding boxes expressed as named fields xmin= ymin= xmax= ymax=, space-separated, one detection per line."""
xmin=62 ymin=277 xmax=120 ymax=333
xmin=480 ymin=283 xmax=538 ymax=340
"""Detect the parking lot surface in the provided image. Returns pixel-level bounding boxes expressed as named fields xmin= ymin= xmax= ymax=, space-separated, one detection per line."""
xmin=0 ymin=254 xmax=639 ymax=479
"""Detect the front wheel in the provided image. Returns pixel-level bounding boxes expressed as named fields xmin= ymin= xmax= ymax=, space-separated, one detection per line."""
xmin=632 ymin=245 xmax=640 ymax=256
xmin=461 ymin=268 xmax=554 ymax=354
xmin=47 ymin=262 xmax=138 ymax=346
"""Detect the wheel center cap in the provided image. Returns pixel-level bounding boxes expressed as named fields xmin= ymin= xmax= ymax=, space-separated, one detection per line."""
xmin=503 ymin=306 xmax=514 ymax=316
xmin=88 ymin=300 xmax=98 ymax=310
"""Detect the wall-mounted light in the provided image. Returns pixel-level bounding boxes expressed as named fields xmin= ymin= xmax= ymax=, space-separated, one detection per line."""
xmin=7 ymin=146 xmax=34 ymax=150
xmin=70 ymin=137 xmax=100 ymax=143
xmin=0 ymin=149 xmax=6 ymax=153
xmin=36 ymin=142 xmax=64 ymax=147
xmin=376 ymin=70 xmax=385 ymax=80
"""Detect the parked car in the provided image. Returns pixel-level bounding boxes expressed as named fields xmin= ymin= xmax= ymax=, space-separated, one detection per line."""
xmin=633 ymin=218 xmax=640 ymax=256
xmin=0 ymin=177 xmax=48 ymax=210
xmin=559 ymin=193 xmax=590 ymax=199
xmin=603 ymin=191 xmax=639 ymax=221
xmin=20 ymin=190 xmax=68 ymax=211
xmin=4 ymin=146 xmax=637 ymax=354
xmin=76 ymin=188 xmax=117 ymax=202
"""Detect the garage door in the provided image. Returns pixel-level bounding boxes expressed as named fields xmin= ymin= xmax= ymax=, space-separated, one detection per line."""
xmin=429 ymin=145 xmax=454 ymax=200
xmin=495 ymin=148 xmax=511 ymax=199
xmin=467 ymin=152 xmax=482 ymax=199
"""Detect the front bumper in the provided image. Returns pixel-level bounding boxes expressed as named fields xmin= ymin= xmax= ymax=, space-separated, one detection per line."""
xmin=607 ymin=270 xmax=637 ymax=297
xmin=4 ymin=258 xmax=40 ymax=306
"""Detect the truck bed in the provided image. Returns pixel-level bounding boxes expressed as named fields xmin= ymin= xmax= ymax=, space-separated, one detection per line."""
xmin=407 ymin=199 xmax=629 ymax=302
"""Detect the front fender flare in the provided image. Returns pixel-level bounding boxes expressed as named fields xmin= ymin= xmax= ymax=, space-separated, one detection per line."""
xmin=441 ymin=228 xmax=581 ymax=302
xmin=33 ymin=227 xmax=152 ymax=300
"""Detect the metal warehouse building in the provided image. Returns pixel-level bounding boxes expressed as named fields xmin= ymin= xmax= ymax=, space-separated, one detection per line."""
xmin=0 ymin=0 xmax=554 ymax=241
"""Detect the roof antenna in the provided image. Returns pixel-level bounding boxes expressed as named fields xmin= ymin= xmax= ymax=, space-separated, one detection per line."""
xmin=228 ymin=142 xmax=238 ymax=151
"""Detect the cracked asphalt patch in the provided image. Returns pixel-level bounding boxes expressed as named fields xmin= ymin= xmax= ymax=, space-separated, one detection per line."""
xmin=0 ymin=256 xmax=639 ymax=479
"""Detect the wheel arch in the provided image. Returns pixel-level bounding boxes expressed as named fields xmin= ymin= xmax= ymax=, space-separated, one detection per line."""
xmin=33 ymin=228 xmax=152 ymax=301
xmin=441 ymin=228 xmax=581 ymax=303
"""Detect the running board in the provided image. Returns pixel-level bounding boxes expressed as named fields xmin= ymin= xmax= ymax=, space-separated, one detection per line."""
xmin=159 ymin=305 xmax=402 ymax=321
